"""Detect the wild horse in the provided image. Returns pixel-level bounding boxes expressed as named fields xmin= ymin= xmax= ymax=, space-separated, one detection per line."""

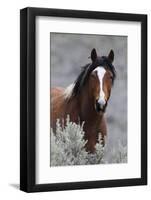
xmin=51 ymin=48 xmax=116 ymax=152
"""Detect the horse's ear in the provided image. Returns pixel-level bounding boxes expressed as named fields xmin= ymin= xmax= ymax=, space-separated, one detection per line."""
xmin=108 ymin=49 xmax=114 ymax=63
xmin=91 ymin=48 xmax=97 ymax=62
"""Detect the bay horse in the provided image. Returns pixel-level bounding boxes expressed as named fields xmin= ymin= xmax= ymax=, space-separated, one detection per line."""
xmin=51 ymin=48 xmax=116 ymax=153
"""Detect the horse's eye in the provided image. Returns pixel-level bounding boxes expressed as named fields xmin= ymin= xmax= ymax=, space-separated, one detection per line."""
xmin=110 ymin=76 xmax=113 ymax=80
xmin=91 ymin=73 xmax=96 ymax=79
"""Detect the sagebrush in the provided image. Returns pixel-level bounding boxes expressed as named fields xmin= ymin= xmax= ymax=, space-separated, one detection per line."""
xmin=50 ymin=116 xmax=127 ymax=166
xmin=50 ymin=115 xmax=104 ymax=166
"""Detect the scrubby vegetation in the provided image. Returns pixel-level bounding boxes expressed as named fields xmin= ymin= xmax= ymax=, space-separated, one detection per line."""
xmin=50 ymin=116 xmax=127 ymax=166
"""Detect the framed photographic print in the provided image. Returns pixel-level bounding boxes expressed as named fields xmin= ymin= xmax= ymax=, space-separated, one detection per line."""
xmin=20 ymin=7 xmax=147 ymax=192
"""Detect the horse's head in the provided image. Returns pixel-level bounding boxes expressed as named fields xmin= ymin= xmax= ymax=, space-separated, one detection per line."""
xmin=71 ymin=48 xmax=116 ymax=114
xmin=88 ymin=49 xmax=115 ymax=113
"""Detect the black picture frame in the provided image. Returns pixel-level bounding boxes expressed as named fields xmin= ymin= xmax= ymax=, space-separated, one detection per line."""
xmin=20 ymin=7 xmax=147 ymax=192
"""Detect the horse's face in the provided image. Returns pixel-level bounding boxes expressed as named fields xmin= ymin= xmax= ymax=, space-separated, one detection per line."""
xmin=89 ymin=67 xmax=114 ymax=113
xmin=87 ymin=48 xmax=115 ymax=113
xmin=71 ymin=48 xmax=115 ymax=114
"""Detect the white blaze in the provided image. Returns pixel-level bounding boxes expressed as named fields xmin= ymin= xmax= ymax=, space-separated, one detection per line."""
xmin=94 ymin=67 xmax=106 ymax=106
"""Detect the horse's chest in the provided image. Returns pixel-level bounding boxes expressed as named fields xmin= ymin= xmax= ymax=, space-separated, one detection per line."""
xmin=84 ymin=119 xmax=101 ymax=134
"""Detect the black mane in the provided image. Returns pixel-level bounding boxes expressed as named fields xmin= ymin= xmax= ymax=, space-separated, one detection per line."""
xmin=71 ymin=56 xmax=116 ymax=97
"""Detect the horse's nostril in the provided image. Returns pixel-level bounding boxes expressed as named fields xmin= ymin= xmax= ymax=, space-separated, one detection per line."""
xmin=96 ymin=101 xmax=101 ymax=112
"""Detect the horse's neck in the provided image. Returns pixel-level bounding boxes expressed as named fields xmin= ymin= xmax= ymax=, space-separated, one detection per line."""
xmin=64 ymin=96 xmax=81 ymax=123
xmin=64 ymin=86 xmax=104 ymax=124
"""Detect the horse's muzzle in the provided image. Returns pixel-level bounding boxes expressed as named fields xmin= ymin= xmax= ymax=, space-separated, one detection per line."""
xmin=95 ymin=100 xmax=107 ymax=113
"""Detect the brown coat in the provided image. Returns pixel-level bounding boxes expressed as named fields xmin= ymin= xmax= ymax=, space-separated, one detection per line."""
xmin=51 ymin=86 xmax=107 ymax=153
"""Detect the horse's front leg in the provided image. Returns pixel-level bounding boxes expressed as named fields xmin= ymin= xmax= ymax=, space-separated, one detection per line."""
xmin=99 ymin=115 xmax=107 ymax=146
xmin=85 ymin=138 xmax=96 ymax=153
